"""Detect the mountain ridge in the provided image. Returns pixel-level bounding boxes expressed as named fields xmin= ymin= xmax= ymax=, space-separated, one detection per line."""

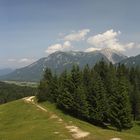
xmin=118 ymin=54 xmax=140 ymax=67
xmin=0 ymin=49 xmax=127 ymax=82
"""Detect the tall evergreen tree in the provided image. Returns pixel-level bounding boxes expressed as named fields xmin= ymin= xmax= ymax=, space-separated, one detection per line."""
xmin=83 ymin=64 xmax=91 ymax=87
xmin=49 ymin=73 xmax=59 ymax=102
xmin=43 ymin=68 xmax=53 ymax=82
xmin=88 ymin=71 xmax=108 ymax=126
xmin=37 ymin=68 xmax=54 ymax=102
xmin=104 ymin=63 xmax=118 ymax=122
xmin=57 ymin=88 xmax=74 ymax=112
xmin=94 ymin=59 xmax=109 ymax=83
xmin=73 ymin=86 xmax=89 ymax=119
xmin=131 ymin=85 xmax=140 ymax=120
xmin=57 ymin=70 xmax=74 ymax=112
xmin=37 ymin=80 xmax=49 ymax=102
xmin=71 ymin=65 xmax=82 ymax=88
xmin=110 ymin=76 xmax=133 ymax=131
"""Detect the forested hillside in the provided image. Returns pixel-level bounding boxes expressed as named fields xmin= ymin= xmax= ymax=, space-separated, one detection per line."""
xmin=0 ymin=82 xmax=36 ymax=104
xmin=37 ymin=60 xmax=140 ymax=131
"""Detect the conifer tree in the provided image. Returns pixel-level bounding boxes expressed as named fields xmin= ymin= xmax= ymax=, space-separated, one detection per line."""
xmin=43 ymin=68 xmax=52 ymax=82
xmin=71 ymin=65 xmax=82 ymax=88
xmin=94 ymin=59 xmax=109 ymax=82
xmin=57 ymin=88 xmax=74 ymax=112
xmin=110 ymin=76 xmax=133 ymax=131
xmin=57 ymin=70 xmax=74 ymax=112
xmin=37 ymin=80 xmax=49 ymax=102
xmin=83 ymin=64 xmax=91 ymax=87
xmin=73 ymin=86 xmax=89 ymax=119
xmin=49 ymin=73 xmax=59 ymax=102
xmin=131 ymin=85 xmax=140 ymax=120
xmin=88 ymin=71 xmax=108 ymax=125
xmin=37 ymin=68 xmax=54 ymax=102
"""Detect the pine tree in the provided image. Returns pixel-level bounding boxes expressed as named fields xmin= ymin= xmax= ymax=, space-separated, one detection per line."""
xmin=105 ymin=63 xmax=118 ymax=122
xmin=131 ymin=85 xmax=140 ymax=120
xmin=57 ymin=88 xmax=74 ymax=112
xmin=37 ymin=68 xmax=54 ymax=102
xmin=71 ymin=65 xmax=82 ymax=88
xmin=88 ymin=71 xmax=108 ymax=126
xmin=73 ymin=86 xmax=89 ymax=119
xmin=57 ymin=70 xmax=74 ymax=112
xmin=129 ymin=67 xmax=140 ymax=120
xmin=37 ymin=80 xmax=49 ymax=102
xmin=83 ymin=64 xmax=91 ymax=87
xmin=110 ymin=76 xmax=133 ymax=131
xmin=94 ymin=59 xmax=109 ymax=82
xmin=49 ymin=73 xmax=59 ymax=102
xmin=43 ymin=68 xmax=52 ymax=82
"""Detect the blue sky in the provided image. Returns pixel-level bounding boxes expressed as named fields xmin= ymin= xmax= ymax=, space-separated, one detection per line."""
xmin=0 ymin=0 xmax=140 ymax=68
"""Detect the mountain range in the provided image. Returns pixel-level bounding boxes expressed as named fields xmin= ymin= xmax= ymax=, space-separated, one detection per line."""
xmin=0 ymin=68 xmax=14 ymax=76
xmin=0 ymin=48 xmax=139 ymax=82
xmin=119 ymin=54 xmax=140 ymax=68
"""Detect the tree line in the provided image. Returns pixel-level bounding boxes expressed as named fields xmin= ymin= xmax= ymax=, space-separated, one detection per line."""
xmin=0 ymin=82 xmax=36 ymax=104
xmin=37 ymin=60 xmax=140 ymax=131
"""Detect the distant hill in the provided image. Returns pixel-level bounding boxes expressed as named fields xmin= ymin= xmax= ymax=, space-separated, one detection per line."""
xmin=118 ymin=54 xmax=140 ymax=68
xmin=0 ymin=48 xmax=127 ymax=82
xmin=0 ymin=68 xmax=13 ymax=76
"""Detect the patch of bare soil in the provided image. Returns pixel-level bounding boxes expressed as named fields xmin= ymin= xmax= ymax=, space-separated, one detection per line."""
xmin=65 ymin=125 xmax=90 ymax=139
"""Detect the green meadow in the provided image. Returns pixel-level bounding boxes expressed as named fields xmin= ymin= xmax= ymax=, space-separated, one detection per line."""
xmin=0 ymin=98 xmax=139 ymax=140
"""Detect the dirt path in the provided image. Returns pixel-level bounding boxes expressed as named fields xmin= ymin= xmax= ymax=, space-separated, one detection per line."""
xmin=23 ymin=96 xmax=90 ymax=139
xmin=23 ymin=96 xmax=48 ymax=112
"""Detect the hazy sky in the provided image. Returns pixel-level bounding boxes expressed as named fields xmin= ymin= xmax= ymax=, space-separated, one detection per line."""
xmin=0 ymin=0 xmax=140 ymax=68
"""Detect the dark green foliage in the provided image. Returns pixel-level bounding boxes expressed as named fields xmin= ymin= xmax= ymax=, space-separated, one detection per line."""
xmin=94 ymin=59 xmax=109 ymax=83
xmin=73 ymin=86 xmax=89 ymax=119
xmin=57 ymin=70 xmax=75 ymax=112
xmin=129 ymin=67 xmax=140 ymax=120
xmin=57 ymin=88 xmax=74 ymax=111
xmin=37 ymin=81 xmax=48 ymax=102
xmin=37 ymin=61 xmax=140 ymax=131
xmin=37 ymin=68 xmax=59 ymax=102
xmin=131 ymin=85 xmax=140 ymax=120
xmin=109 ymin=76 xmax=132 ymax=131
xmin=83 ymin=64 xmax=91 ymax=87
xmin=71 ymin=65 xmax=82 ymax=88
xmin=0 ymin=82 xmax=36 ymax=104
xmin=88 ymin=71 xmax=108 ymax=125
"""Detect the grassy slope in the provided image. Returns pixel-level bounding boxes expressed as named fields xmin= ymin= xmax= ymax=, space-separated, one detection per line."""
xmin=0 ymin=99 xmax=139 ymax=140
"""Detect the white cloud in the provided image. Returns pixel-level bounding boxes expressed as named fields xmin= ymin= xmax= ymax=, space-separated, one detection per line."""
xmin=19 ymin=58 xmax=30 ymax=63
xmin=87 ymin=29 xmax=140 ymax=52
xmin=85 ymin=47 xmax=101 ymax=52
xmin=63 ymin=41 xmax=71 ymax=47
xmin=87 ymin=29 xmax=140 ymax=51
xmin=124 ymin=42 xmax=135 ymax=49
xmin=87 ymin=29 xmax=125 ymax=51
xmin=45 ymin=41 xmax=72 ymax=54
xmin=8 ymin=58 xmax=34 ymax=63
xmin=64 ymin=29 xmax=90 ymax=41
xmin=18 ymin=58 xmax=35 ymax=63
xmin=7 ymin=58 xmax=35 ymax=68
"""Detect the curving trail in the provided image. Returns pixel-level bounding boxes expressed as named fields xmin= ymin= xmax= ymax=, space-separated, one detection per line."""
xmin=23 ymin=96 xmax=48 ymax=112
xmin=23 ymin=96 xmax=90 ymax=139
